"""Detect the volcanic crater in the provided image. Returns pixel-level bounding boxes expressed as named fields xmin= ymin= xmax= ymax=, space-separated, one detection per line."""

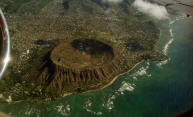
xmin=37 ymin=39 xmax=122 ymax=95
xmin=51 ymin=39 xmax=115 ymax=69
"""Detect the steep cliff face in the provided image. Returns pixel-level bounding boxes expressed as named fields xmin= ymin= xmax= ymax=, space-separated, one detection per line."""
xmin=37 ymin=39 xmax=121 ymax=94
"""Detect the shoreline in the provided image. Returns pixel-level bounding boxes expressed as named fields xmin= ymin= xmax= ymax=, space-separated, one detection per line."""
xmin=62 ymin=60 xmax=144 ymax=98
xmin=1 ymin=60 xmax=145 ymax=103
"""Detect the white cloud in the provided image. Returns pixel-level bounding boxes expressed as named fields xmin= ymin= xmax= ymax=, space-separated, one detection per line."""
xmin=132 ymin=0 xmax=169 ymax=20
xmin=102 ymin=0 xmax=123 ymax=3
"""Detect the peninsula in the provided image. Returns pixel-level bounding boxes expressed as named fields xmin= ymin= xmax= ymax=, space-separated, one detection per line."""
xmin=0 ymin=0 xmax=168 ymax=102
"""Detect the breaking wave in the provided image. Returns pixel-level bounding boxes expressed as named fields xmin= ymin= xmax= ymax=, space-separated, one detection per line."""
xmin=158 ymin=15 xmax=186 ymax=66
xmin=55 ymin=103 xmax=71 ymax=116
xmin=131 ymin=61 xmax=150 ymax=78
xmin=83 ymin=99 xmax=103 ymax=116
xmin=163 ymin=29 xmax=174 ymax=55
xmin=24 ymin=105 xmax=41 ymax=117
xmin=118 ymin=81 xmax=135 ymax=94
xmin=102 ymin=95 xmax=116 ymax=110
xmin=101 ymin=61 xmax=151 ymax=111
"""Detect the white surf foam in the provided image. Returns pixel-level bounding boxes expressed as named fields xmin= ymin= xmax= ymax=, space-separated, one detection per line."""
xmin=164 ymin=16 xmax=185 ymax=55
xmin=55 ymin=104 xmax=71 ymax=116
xmin=83 ymin=99 xmax=103 ymax=116
xmin=158 ymin=15 xmax=186 ymax=66
xmin=102 ymin=95 xmax=116 ymax=111
xmin=118 ymin=81 xmax=135 ymax=94
xmin=161 ymin=28 xmax=174 ymax=58
xmin=131 ymin=61 xmax=150 ymax=78
xmin=24 ymin=105 xmax=41 ymax=117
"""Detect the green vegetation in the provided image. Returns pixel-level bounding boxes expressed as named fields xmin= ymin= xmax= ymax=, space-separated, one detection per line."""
xmin=34 ymin=0 xmax=53 ymax=14
xmin=93 ymin=53 xmax=105 ymax=58
xmin=0 ymin=0 xmax=167 ymax=102
xmin=4 ymin=0 xmax=32 ymax=13
xmin=3 ymin=0 xmax=52 ymax=14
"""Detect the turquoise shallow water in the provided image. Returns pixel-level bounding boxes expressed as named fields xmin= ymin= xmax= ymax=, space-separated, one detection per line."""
xmin=1 ymin=7 xmax=193 ymax=117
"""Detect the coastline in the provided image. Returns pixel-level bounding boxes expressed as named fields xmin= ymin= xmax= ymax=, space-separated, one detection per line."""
xmin=62 ymin=60 xmax=144 ymax=98
xmin=5 ymin=60 xmax=144 ymax=103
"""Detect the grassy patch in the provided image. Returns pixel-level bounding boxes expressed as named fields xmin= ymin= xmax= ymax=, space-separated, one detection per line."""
xmin=4 ymin=0 xmax=32 ymax=13
xmin=4 ymin=0 xmax=53 ymax=14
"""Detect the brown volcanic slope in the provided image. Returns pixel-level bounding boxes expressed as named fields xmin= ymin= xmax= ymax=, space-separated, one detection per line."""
xmin=37 ymin=39 xmax=121 ymax=95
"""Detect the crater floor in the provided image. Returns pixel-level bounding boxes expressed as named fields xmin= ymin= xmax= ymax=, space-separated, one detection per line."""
xmin=51 ymin=39 xmax=114 ymax=69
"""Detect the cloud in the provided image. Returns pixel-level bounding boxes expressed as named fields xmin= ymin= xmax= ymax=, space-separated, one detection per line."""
xmin=102 ymin=0 xmax=123 ymax=3
xmin=132 ymin=0 xmax=169 ymax=20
